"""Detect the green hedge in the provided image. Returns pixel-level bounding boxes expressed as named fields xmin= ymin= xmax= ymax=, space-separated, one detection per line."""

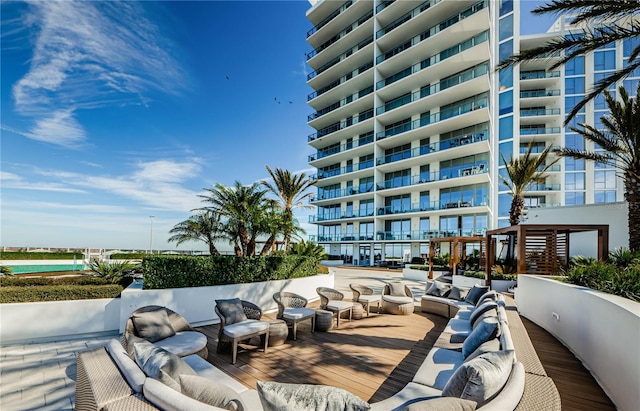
xmin=0 ymin=285 xmax=123 ymax=303
xmin=0 ymin=251 xmax=83 ymax=260
xmin=566 ymin=261 xmax=640 ymax=301
xmin=110 ymin=253 xmax=149 ymax=259
xmin=0 ymin=276 xmax=109 ymax=287
xmin=142 ymin=255 xmax=320 ymax=289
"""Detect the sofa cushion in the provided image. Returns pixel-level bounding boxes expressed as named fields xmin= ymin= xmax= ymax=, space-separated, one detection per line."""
xmin=368 ymin=382 xmax=442 ymax=411
xmin=223 ymin=320 xmax=269 ymax=338
xmin=412 ymin=347 xmax=465 ymax=390
xmin=462 ymin=317 xmax=500 ymax=359
xmin=475 ymin=291 xmax=497 ymax=307
xmin=256 ymin=381 xmax=370 ymax=411
xmin=469 ymin=301 xmax=498 ymax=329
xmin=183 ymin=355 xmax=249 ymax=394
xmin=216 ymin=298 xmax=248 ymax=325
xmin=134 ymin=341 xmax=197 ymax=391
xmin=144 ymin=377 xmax=227 ymax=411
xmin=105 ymin=339 xmax=146 ymax=393
xmin=448 ymin=286 xmax=470 ymax=301
xmin=464 ymin=339 xmax=501 ymax=362
xmin=464 ymin=285 xmax=490 ymax=306
xmin=382 ymin=295 xmax=413 ymax=304
xmin=131 ymin=309 xmax=176 ymax=343
xmin=156 ymin=331 xmax=208 ymax=357
xmin=283 ymin=307 xmax=315 ymax=320
xmin=425 ymin=282 xmax=452 ymax=298
xmin=402 ymin=396 xmax=477 ymax=410
xmin=326 ymin=300 xmax=354 ymax=311
xmin=442 ymin=350 xmax=514 ymax=406
xmin=180 ymin=374 xmax=244 ymax=411
xmin=388 ymin=282 xmax=407 ymax=297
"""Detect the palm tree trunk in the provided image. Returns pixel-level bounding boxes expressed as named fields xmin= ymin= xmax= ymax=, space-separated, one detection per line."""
xmin=509 ymin=195 xmax=525 ymax=226
xmin=207 ymin=236 xmax=220 ymax=256
xmin=625 ymin=172 xmax=640 ymax=252
xmin=260 ymin=235 xmax=275 ymax=256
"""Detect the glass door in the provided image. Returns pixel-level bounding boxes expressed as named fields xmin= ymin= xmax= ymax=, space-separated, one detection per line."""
xmin=358 ymin=245 xmax=371 ymax=266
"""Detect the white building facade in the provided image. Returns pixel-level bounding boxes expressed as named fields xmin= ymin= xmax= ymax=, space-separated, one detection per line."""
xmin=304 ymin=0 xmax=635 ymax=265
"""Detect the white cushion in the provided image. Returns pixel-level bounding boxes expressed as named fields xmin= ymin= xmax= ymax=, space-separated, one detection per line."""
xmin=156 ymin=331 xmax=208 ymax=357
xmin=382 ymin=295 xmax=413 ymax=304
xmin=326 ymin=300 xmax=353 ymax=311
xmin=443 ymin=318 xmax=473 ymax=335
xmin=144 ymin=377 xmax=228 ymax=411
xmin=183 ymin=355 xmax=249 ymax=394
xmin=106 ymin=339 xmax=146 ymax=393
xmin=369 ymin=382 xmax=442 ymax=411
xmin=358 ymin=295 xmax=380 ymax=303
xmin=223 ymin=320 xmax=269 ymax=338
xmin=282 ymin=308 xmax=315 ymax=320
xmin=412 ymin=347 xmax=465 ymax=390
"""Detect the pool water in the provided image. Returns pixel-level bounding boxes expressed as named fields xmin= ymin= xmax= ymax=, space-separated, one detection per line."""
xmin=9 ymin=264 xmax=86 ymax=274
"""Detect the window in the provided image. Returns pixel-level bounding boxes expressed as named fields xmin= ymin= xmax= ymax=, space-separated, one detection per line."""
xmin=500 ymin=0 xmax=513 ymax=16
xmin=499 ymin=67 xmax=513 ymax=90
xmin=594 ymin=170 xmax=616 ymax=190
xmin=499 ymin=90 xmax=513 ymax=115
xmin=565 ymin=172 xmax=585 ymax=190
xmin=499 ymin=116 xmax=513 ymax=140
xmin=359 ymin=199 xmax=374 ymax=216
xmin=499 ymin=15 xmax=513 ymax=41
xmin=565 ymin=77 xmax=585 ymax=95
xmin=498 ymin=194 xmax=511 ymax=217
xmin=499 ymin=141 xmax=513 ymax=164
xmin=565 ymin=192 xmax=585 ymax=205
xmin=499 ymin=39 xmax=513 ymax=62
xmin=565 ymin=56 xmax=584 ymax=75
xmin=594 ymin=50 xmax=616 ymax=71
xmin=595 ymin=191 xmax=616 ymax=203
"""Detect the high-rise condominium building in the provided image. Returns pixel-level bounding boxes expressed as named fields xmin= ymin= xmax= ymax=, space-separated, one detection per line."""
xmin=304 ymin=0 xmax=635 ymax=266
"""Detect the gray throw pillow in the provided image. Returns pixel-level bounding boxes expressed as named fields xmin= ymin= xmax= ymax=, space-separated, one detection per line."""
xmin=216 ymin=298 xmax=248 ymax=325
xmin=402 ymin=396 xmax=477 ymax=410
xmin=131 ymin=309 xmax=176 ymax=343
xmin=133 ymin=341 xmax=197 ymax=391
xmin=464 ymin=339 xmax=501 ymax=362
xmin=448 ymin=286 xmax=469 ymax=301
xmin=475 ymin=291 xmax=498 ymax=307
xmin=388 ymin=282 xmax=406 ymax=297
xmin=464 ymin=285 xmax=490 ymax=305
xmin=180 ymin=374 xmax=244 ymax=411
xmin=469 ymin=301 xmax=498 ymax=328
xmin=442 ymin=350 xmax=514 ymax=406
xmin=425 ymin=281 xmax=452 ymax=297
xmin=256 ymin=381 xmax=370 ymax=411
xmin=462 ymin=317 xmax=500 ymax=358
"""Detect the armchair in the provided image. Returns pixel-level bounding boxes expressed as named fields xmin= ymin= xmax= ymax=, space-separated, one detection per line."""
xmin=349 ymin=283 xmax=381 ymax=316
xmin=316 ymin=287 xmax=353 ymax=327
xmin=215 ymin=298 xmax=269 ymax=364
xmin=382 ymin=281 xmax=415 ymax=315
xmin=273 ymin=292 xmax=315 ymax=340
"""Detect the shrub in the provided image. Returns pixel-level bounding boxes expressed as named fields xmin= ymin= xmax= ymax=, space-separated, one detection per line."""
xmin=318 ymin=265 xmax=329 ymax=274
xmin=608 ymin=247 xmax=640 ymax=268
xmin=1 ymin=266 xmax=14 ymax=276
xmin=0 ymin=276 xmax=109 ymax=287
xmin=464 ymin=270 xmax=487 ymax=279
xmin=566 ymin=261 xmax=640 ymax=301
xmin=142 ymin=255 xmax=320 ymax=289
xmin=0 ymin=251 xmax=83 ymax=260
xmin=432 ymin=253 xmax=450 ymax=267
xmin=408 ymin=265 xmax=429 ymax=271
xmin=87 ymin=260 xmax=136 ymax=284
xmin=0 ymin=285 xmax=123 ymax=303
xmin=110 ymin=253 xmax=149 ymax=259
xmin=410 ymin=257 xmax=425 ymax=265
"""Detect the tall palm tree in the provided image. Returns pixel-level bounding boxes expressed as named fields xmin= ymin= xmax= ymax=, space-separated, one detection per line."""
xmin=498 ymin=0 xmax=640 ymax=122
xmin=201 ymin=181 xmax=268 ymax=257
xmin=168 ymin=210 xmax=225 ymax=255
xmin=556 ymin=85 xmax=640 ymax=251
xmin=262 ymin=165 xmax=314 ymax=250
xmin=500 ymin=141 xmax=560 ymax=226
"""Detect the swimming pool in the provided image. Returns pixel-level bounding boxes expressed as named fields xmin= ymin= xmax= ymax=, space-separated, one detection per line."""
xmin=8 ymin=264 xmax=86 ymax=274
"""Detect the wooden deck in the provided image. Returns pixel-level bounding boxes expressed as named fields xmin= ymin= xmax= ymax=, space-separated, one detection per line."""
xmin=196 ymin=305 xmax=615 ymax=409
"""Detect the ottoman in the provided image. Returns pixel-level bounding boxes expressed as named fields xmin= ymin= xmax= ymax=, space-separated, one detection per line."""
xmin=315 ymin=310 xmax=334 ymax=332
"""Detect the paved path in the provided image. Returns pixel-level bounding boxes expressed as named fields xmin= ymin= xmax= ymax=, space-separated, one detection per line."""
xmin=0 ymin=267 xmax=426 ymax=411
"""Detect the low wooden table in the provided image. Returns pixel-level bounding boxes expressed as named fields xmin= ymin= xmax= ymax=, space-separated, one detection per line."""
xmin=315 ymin=310 xmax=334 ymax=332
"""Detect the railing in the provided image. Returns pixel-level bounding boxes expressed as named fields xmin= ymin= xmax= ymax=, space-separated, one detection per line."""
xmin=376 ymin=1 xmax=487 ymax=64
xmin=520 ymin=70 xmax=561 ymax=80
xmin=308 ymin=61 xmax=373 ymax=101
xmin=307 ymin=9 xmax=373 ymax=60
xmin=520 ymin=108 xmax=560 ymax=117
xmin=520 ymin=89 xmax=560 ymax=98
xmin=538 ymin=164 xmax=561 ymax=172
xmin=377 ymin=163 xmax=488 ymax=191
xmin=307 ymin=0 xmax=353 ymax=38
xmin=520 ymin=127 xmax=561 ymax=135
xmin=376 ymin=94 xmax=488 ymax=140
xmin=376 ymin=30 xmax=489 ymax=89
xmin=376 ymin=0 xmax=395 ymax=13
xmin=308 ymin=36 xmax=373 ymax=80
xmin=311 ymin=160 xmax=374 ymax=181
xmin=310 ymin=184 xmax=374 ymax=202
xmin=519 ymin=144 xmax=561 ymax=154
xmin=376 ymin=0 xmax=439 ymax=39
xmin=309 ymin=228 xmax=487 ymax=242
xmin=523 ymin=203 xmax=561 ymax=209
xmin=376 ymin=62 xmax=488 ymax=115
xmin=308 ymin=85 xmax=373 ymax=121
xmin=309 ymin=208 xmax=375 ymax=222
xmin=376 ymin=196 xmax=489 ymax=215
xmin=309 ymin=108 xmax=374 ymax=141
xmin=308 ymin=134 xmax=374 ymax=162
xmin=528 ymin=183 xmax=561 ymax=191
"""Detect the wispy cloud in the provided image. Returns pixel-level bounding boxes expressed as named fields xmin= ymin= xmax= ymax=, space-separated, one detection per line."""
xmin=7 ymin=1 xmax=186 ymax=148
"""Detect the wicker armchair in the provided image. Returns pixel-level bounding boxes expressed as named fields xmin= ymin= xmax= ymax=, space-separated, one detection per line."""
xmin=349 ymin=283 xmax=381 ymax=316
xmin=316 ymin=287 xmax=353 ymax=327
xmin=121 ymin=305 xmax=208 ymax=359
xmin=215 ymin=299 xmax=269 ymax=364
xmin=273 ymin=292 xmax=315 ymax=340
xmin=382 ymin=282 xmax=415 ymax=315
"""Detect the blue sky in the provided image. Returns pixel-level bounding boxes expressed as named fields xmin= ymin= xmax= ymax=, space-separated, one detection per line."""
xmin=1 ymin=1 xmax=556 ymax=252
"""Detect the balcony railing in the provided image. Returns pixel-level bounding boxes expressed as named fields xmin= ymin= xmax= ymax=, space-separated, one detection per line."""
xmin=310 ymin=185 xmax=375 ymax=202
xmin=309 ymin=208 xmax=375 ymax=222
xmin=528 ymin=183 xmax=561 ymax=191
xmin=308 ymin=85 xmax=373 ymax=121
xmin=376 ymin=196 xmax=489 ymax=215
xmin=307 ymin=9 xmax=373 ymax=60
xmin=520 ymin=89 xmax=560 ymax=98
xmin=308 ymin=36 xmax=373 ymax=80
xmin=308 ymin=61 xmax=373 ymax=101
xmin=520 ymin=108 xmax=560 ymax=117
xmin=377 ymin=163 xmax=488 ymax=190
xmin=376 ymin=31 xmax=489 ymax=89
xmin=375 ymin=0 xmax=396 ymax=13
xmin=308 ymin=133 xmax=374 ymax=162
xmin=376 ymin=0 xmax=439 ymax=39
xmin=309 ymin=108 xmax=374 ymax=141
xmin=520 ymin=70 xmax=561 ymax=80
xmin=519 ymin=145 xmax=561 ymax=154
xmin=307 ymin=0 xmax=353 ymax=38
xmin=311 ymin=160 xmax=374 ymax=181
xmin=309 ymin=228 xmax=487 ymax=242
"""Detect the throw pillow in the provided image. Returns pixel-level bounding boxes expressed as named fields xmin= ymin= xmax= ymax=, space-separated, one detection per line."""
xmin=448 ymin=286 xmax=469 ymax=301
xmin=462 ymin=317 xmax=500 ymax=359
xmin=464 ymin=285 xmax=490 ymax=306
xmin=475 ymin=291 xmax=497 ymax=307
xmin=402 ymin=396 xmax=477 ymax=411
xmin=442 ymin=350 xmax=514 ymax=406
xmin=464 ymin=339 xmax=501 ymax=362
xmin=216 ymin=298 xmax=248 ymax=325
xmin=131 ymin=309 xmax=176 ymax=343
xmin=180 ymin=374 xmax=244 ymax=411
xmin=469 ymin=301 xmax=498 ymax=328
xmin=388 ymin=282 xmax=407 ymax=297
xmin=105 ymin=339 xmax=146 ymax=393
xmin=425 ymin=281 xmax=452 ymax=297
xmin=133 ymin=341 xmax=197 ymax=391
xmin=256 ymin=381 xmax=370 ymax=411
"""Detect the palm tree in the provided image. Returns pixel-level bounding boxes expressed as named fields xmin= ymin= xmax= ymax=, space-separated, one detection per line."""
xmin=289 ymin=239 xmax=328 ymax=259
xmin=498 ymin=0 xmax=640 ymax=122
xmin=262 ymin=166 xmax=314 ymax=251
xmin=201 ymin=181 xmax=268 ymax=257
xmin=556 ymin=85 xmax=640 ymax=252
xmin=168 ymin=210 xmax=225 ymax=255
xmin=500 ymin=141 xmax=560 ymax=226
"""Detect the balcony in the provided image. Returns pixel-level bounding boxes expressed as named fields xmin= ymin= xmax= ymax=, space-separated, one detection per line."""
xmin=308 ymin=61 xmax=373 ymax=101
xmin=520 ymin=108 xmax=560 ymax=117
xmin=376 ymin=196 xmax=489 ymax=216
xmin=308 ymin=133 xmax=374 ymax=162
xmin=309 ymin=109 xmax=374 ymax=142
xmin=529 ymin=183 xmax=561 ymax=191
xmin=520 ymin=89 xmax=560 ymax=98
xmin=375 ymin=0 xmax=439 ymax=39
xmin=309 ymin=207 xmax=375 ymax=222
xmin=310 ymin=184 xmax=374 ymax=202
xmin=520 ymin=70 xmax=560 ymax=80
xmin=520 ymin=127 xmax=561 ymax=136
xmin=377 ymin=163 xmax=488 ymax=191
xmin=308 ymin=86 xmax=373 ymax=122
xmin=307 ymin=36 xmax=373 ymax=81
xmin=310 ymin=160 xmax=374 ymax=181
xmin=519 ymin=144 xmax=560 ymax=154
xmin=307 ymin=9 xmax=373 ymax=60
xmin=307 ymin=0 xmax=353 ymax=38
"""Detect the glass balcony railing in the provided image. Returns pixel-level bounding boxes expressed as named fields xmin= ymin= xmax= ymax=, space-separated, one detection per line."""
xmin=310 ymin=184 xmax=375 ymax=202
xmin=309 ymin=207 xmax=375 ymax=222
xmin=376 ymin=62 xmax=488 ymax=115
xmin=312 ymin=160 xmax=374 ymax=180
xmin=520 ymin=127 xmax=561 ymax=135
xmin=376 ymin=0 xmax=440 ymax=39
xmin=520 ymin=89 xmax=560 ymax=98
xmin=538 ymin=164 xmax=561 ymax=172
xmin=308 ymin=133 xmax=374 ymax=162
xmin=376 ymin=196 xmax=488 ymax=216
xmin=520 ymin=108 xmax=560 ymax=117
xmin=529 ymin=183 xmax=561 ymax=191
xmin=307 ymin=9 xmax=373 ymax=60
xmin=519 ymin=145 xmax=560 ymax=154
xmin=524 ymin=203 xmax=561 ymax=209
xmin=376 ymin=95 xmax=487 ymax=140
xmin=308 ymin=86 xmax=373 ymax=121
xmin=377 ymin=31 xmax=489 ymax=90
xmin=308 ymin=61 xmax=374 ymax=101
xmin=309 ymin=228 xmax=487 ymax=243
xmin=376 ymin=0 xmax=395 ymax=13
xmin=309 ymin=109 xmax=374 ymax=141
xmin=376 ymin=1 xmax=487 ymax=64
xmin=520 ymin=70 xmax=561 ymax=80
xmin=307 ymin=0 xmax=353 ymax=38
xmin=377 ymin=164 xmax=488 ymax=190
xmin=308 ymin=36 xmax=373 ymax=81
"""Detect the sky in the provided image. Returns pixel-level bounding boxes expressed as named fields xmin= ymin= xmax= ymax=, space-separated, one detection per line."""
xmin=1 ymin=1 xmax=558 ymax=253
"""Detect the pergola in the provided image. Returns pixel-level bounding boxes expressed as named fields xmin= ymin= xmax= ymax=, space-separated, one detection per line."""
xmin=428 ymin=236 xmax=487 ymax=279
xmin=485 ymin=224 xmax=609 ymax=287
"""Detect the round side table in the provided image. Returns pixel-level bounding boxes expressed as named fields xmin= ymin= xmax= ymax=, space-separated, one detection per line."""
xmin=266 ymin=320 xmax=288 ymax=346
xmin=315 ymin=309 xmax=334 ymax=332
xmin=351 ymin=302 xmax=365 ymax=320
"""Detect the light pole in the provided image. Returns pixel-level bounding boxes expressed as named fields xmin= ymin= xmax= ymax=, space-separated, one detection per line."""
xmin=149 ymin=216 xmax=155 ymax=254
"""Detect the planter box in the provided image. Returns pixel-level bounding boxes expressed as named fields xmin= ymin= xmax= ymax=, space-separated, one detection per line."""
xmin=452 ymin=275 xmax=486 ymax=288
xmin=516 ymin=275 xmax=640 ymax=411
xmin=403 ymin=267 xmax=428 ymax=281
xmin=320 ymin=260 xmax=343 ymax=267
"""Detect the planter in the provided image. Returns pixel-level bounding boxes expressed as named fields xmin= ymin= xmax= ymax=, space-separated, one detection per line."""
xmin=516 ymin=275 xmax=640 ymax=411
xmin=320 ymin=260 xmax=343 ymax=267
xmin=490 ymin=279 xmax=517 ymax=292
xmin=403 ymin=267 xmax=428 ymax=281
xmin=452 ymin=275 xmax=486 ymax=288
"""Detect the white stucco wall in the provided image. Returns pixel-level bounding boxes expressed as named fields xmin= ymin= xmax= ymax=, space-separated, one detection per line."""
xmin=526 ymin=202 xmax=628 ymax=255
xmin=516 ymin=275 xmax=640 ymax=411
